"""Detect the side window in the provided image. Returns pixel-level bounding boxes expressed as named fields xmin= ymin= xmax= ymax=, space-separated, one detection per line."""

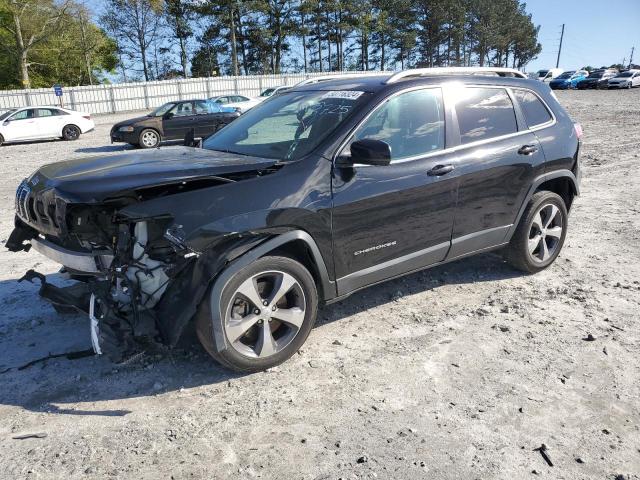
xmin=455 ymin=87 xmax=517 ymax=144
xmin=174 ymin=102 xmax=194 ymax=117
xmin=37 ymin=108 xmax=55 ymax=117
xmin=512 ymin=89 xmax=552 ymax=128
xmin=352 ymin=88 xmax=445 ymax=162
xmin=10 ymin=109 xmax=35 ymax=121
xmin=194 ymin=101 xmax=211 ymax=114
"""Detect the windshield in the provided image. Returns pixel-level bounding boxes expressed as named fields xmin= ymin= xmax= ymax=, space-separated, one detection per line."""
xmin=0 ymin=109 xmax=16 ymax=121
xmin=557 ymin=72 xmax=574 ymax=79
xmin=203 ymin=90 xmax=370 ymax=161
xmin=587 ymin=72 xmax=603 ymax=78
xmin=537 ymin=70 xmax=549 ymax=76
xmin=149 ymin=102 xmax=177 ymax=117
xmin=616 ymin=71 xmax=633 ymax=78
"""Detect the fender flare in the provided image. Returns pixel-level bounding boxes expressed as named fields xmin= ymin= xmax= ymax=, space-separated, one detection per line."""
xmin=206 ymin=230 xmax=335 ymax=352
xmin=505 ymin=169 xmax=579 ymax=241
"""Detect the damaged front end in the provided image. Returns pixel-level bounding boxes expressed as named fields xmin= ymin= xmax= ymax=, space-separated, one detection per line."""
xmin=10 ymin=206 xmax=197 ymax=361
xmin=7 ymin=149 xmax=279 ymax=362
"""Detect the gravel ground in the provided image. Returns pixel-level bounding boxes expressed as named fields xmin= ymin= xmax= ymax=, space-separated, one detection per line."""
xmin=0 ymin=90 xmax=639 ymax=480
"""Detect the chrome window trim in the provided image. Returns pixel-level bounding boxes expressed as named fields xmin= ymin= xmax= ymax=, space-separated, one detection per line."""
xmin=509 ymin=87 xmax=557 ymax=131
xmin=334 ymin=85 xmax=446 ymax=166
xmin=335 ymin=83 xmax=557 ymax=167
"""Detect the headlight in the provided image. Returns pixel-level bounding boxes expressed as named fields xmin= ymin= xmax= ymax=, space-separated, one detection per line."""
xmin=118 ymin=126 xmax=135 ymax=132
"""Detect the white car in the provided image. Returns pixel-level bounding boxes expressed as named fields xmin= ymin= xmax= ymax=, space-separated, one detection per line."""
xmin=0 ymin=106 xmax=94 ymax=146
xmin=209 ymin=94 xmax=261 ymax=113
xmin=607 ymin=70 xmax=640 ymax=89
xmin=257 ymin=86 xmax=290 ymax=99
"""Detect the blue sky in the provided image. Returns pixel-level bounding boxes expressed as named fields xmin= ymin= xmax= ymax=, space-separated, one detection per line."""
xmin=525 ymin=0 xmax=640 ymax=71
xmin=86 ymin=0 xmax=639 ymax=74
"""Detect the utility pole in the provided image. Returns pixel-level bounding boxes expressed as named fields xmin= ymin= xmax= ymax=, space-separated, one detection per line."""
xmin=629 ymin=47 xmax=635 ymax=68
xmin=556 ymin=24 xmax=565 ymax=68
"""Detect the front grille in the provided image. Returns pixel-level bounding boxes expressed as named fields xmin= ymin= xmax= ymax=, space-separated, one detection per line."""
xmin=15 ymin=182 xmax=31 ymax=221
xmin=15 ymin=181 xmax=66 ymax=236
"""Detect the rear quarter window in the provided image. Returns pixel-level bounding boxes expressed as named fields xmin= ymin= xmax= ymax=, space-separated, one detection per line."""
xmin=512 ymin=89 xmax=553 ymax=128
xmin=454 ymin=87 xmax=517 ymax=144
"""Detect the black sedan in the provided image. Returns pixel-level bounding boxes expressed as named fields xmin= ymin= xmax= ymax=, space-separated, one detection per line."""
xmin=111 ymin=100 xmax=241 ymax=148
xmin=576 ymin=71 xmax=616 ymax=89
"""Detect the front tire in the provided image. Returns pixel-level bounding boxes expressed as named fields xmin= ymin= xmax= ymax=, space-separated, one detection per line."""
xmin=504 ymin=191 xmax=568 ymax=273
xmin=62 ymin=124 xmax=81 ymax=141
xmin=0 ymin=134 xmax=4 ymax=146
xmin=139 ymin=129 xmax=160 ymax=148
xmin=196 ymin=255 xmax=318 ymax=372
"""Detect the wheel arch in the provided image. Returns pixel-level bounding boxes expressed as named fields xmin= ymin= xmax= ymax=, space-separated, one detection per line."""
xmin=505 ymin=170 xmax=578 ymax=242
xmin=205 ymin=230 xmax=336 ymax=353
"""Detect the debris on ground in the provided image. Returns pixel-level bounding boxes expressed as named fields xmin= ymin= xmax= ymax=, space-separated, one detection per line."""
xmin=533 ymin=444 xmax=554 ymax=467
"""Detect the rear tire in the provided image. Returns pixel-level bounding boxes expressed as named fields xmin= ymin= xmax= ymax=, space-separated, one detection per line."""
xmin=0 ymin=134 xmax=4 ymax=146
xmin=139 ymin=129 xmax=160 ymax=148
xmin=504 ymin=191 xmax=568 ymax=273
xmin=195 ymin=255 xmax=318 ymax=372
xmin=62 ymin=124 xmax=81 ymax=141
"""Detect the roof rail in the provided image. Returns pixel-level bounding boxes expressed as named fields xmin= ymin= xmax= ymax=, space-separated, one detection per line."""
xmin=294 ymin=73 xmax=374 ymax=86
xmin=384 ymin=67 xmax=527 ymax=84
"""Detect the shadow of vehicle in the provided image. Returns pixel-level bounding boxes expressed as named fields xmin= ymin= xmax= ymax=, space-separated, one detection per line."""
xmin=0 ymin=251 xmax=519 ymax=415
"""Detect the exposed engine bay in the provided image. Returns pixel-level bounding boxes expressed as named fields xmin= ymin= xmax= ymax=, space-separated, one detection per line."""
xmin=6 ymin=147 xmax=280 ymax=361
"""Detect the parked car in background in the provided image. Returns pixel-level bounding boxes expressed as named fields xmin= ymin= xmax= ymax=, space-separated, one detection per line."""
xmin=576 ymin=70 xmax=617 ymax=89
xmin=0 ymin=106 xmax=94 ymax=146
xmin=209 ymin=94 xmax=261 ymax=113
xmin=607 ymin=70 xmax=640 ymax=89
xmin=258 ymin=86 xmax=290 ymax=98
xmin=110 ymin=100 xmax=240 ymax=148
xmin=534 ymin=68 xmax=564 ymax=82
xmin=549 ymin=70 xmax=588 ymax=89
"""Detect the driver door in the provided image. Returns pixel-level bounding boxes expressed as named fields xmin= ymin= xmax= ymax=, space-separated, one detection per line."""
xmin=331 ymin=87 xmax=458 ymax=294
xmin=162 ymin=101 xmax=197 ymax=139
xmin=3 ymin=108 xmax=37 ymax=141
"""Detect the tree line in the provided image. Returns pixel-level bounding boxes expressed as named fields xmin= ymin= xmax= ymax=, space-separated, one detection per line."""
xmin=0 ymin=0 xmax=542 ymax=89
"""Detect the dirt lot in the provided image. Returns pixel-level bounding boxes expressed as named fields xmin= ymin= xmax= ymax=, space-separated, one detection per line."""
xmin=0 ymin=90 xmax=639 ymax=480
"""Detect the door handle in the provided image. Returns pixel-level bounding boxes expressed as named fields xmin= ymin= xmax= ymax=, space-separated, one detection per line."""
xmin=518 ymin=145 xmax=538 ymax=155
xmin=427 ymin=164 xmax=454 ymax=176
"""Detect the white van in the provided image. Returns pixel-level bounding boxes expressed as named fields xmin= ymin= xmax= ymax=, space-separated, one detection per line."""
xmin=536 ymin=68 xmax=564 ymax=82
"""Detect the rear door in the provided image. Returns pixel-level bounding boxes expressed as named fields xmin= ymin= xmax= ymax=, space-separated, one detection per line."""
xmin=445 ymin=85 xmax=547 ymax=258
xmin=3 ymin=108 xmax=37 ymax=140
xmin=35 ymin=108 xmax=64 ymax=137
xmin=331 ymin=87 xmax=458 ymax=294
xmin=194 ymin=100 xmax=221 ymax=137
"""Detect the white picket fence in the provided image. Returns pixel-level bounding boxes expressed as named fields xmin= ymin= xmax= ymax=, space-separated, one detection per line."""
xmin=0 ymin=71 xmax=387 ymax=115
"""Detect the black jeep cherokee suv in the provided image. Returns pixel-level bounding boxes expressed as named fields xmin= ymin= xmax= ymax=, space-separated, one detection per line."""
xmin=7 ymin=68 xmax=582 ymax=372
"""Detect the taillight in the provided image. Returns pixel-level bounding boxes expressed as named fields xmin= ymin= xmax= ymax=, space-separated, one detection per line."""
xmin=574 ymin=123 xmax=583 ymax=140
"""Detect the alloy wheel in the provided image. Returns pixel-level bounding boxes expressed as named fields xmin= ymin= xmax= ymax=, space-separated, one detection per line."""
xmin=63 ymin=125 xmax=79 ymax=140
xmin=224 ymin=270 xmax=306 ymax=358
xmin=527 ymin=203 xmax=564 ymax=263
xmin=141 ymin=130 xmax=159 ymax=147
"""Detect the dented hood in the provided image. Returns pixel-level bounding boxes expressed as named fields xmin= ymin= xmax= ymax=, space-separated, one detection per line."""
xmin=29 ymin=147 xmax=277 ymax=202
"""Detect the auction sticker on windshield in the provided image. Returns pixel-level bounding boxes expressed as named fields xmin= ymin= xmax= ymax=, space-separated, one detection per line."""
xmin=321 ymin=91 xmax=364 ymax=100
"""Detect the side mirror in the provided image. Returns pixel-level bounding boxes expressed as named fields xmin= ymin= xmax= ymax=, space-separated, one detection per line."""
xmin=348 ymin=139 xmax=391 ymax=166
xmin=164 ymin=112 xmax=174 ymax=120
xmin=2 ymin=120 xmax=9 ymax=126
